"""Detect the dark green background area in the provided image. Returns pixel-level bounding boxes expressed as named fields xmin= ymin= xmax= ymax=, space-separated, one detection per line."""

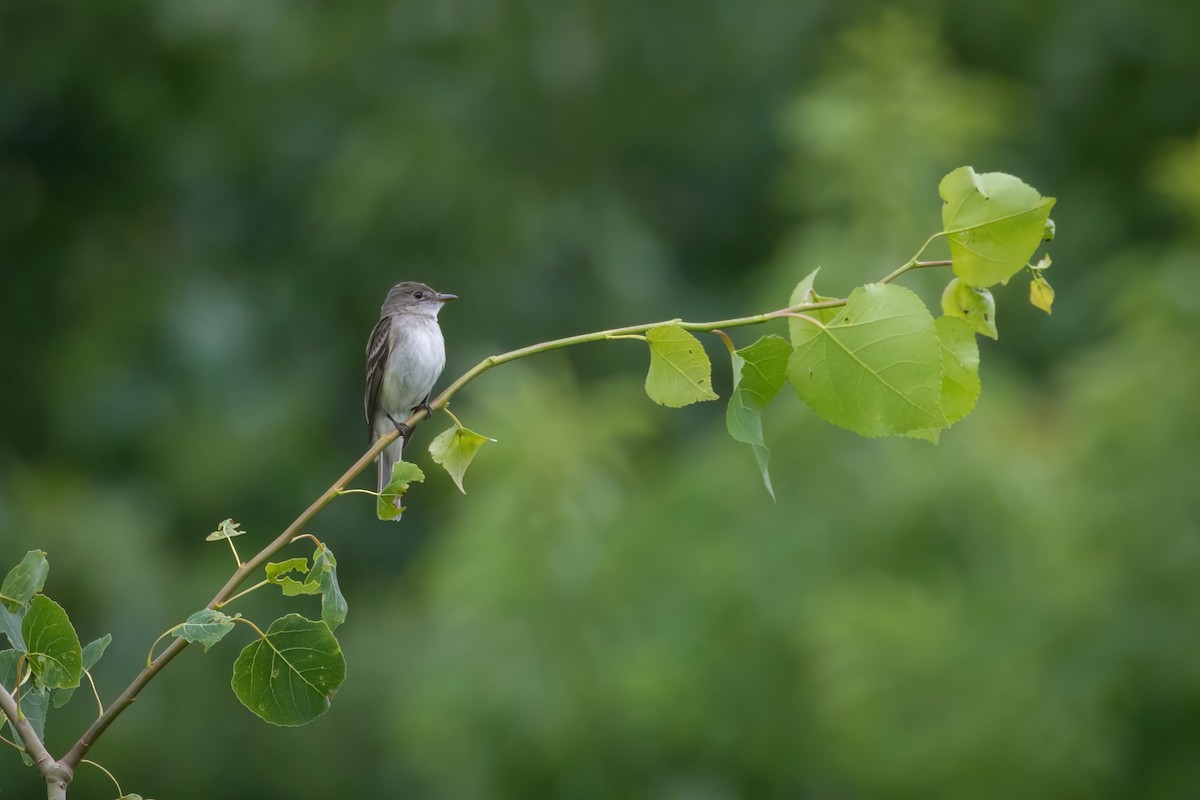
xmin=3 ymin=0 xmax=1199 ymax=797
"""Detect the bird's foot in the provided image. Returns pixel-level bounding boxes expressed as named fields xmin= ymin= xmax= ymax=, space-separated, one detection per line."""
xmin=415 ymin=399 xmax=436 ymax=417
xmin=386 ymin=413 xmax=412 ymax=439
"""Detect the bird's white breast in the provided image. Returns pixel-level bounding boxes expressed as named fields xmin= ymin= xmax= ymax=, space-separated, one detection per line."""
xmin=378 ymin=315 xmax=446 ymax=420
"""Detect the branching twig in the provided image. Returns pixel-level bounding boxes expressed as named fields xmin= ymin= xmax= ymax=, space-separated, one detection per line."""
xmin=55 ymin=260 xmax=951 ymax=775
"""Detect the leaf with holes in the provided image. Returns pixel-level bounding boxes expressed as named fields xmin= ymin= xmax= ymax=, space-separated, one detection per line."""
xmin=206 ymin=519 xmax=247 ymax=541
xmin=231 ymin=614 xmax=346 ymax=726
xmin=172 ymin=610 xmax=237 ymax=652
xmin=941 ymin=278 xmax=997 ymax=339
xmin=940 ymin=166 xmax=1056 ymax=288
xmin=788 ymin=284 xmax=945 ymax=437
xmin=377 ymin=461 xmax=426 ymax=521
xmin=644 ymin=325 xmax=719 ymax=407
xmin=266 ymin=558 xmax=320 ymax=597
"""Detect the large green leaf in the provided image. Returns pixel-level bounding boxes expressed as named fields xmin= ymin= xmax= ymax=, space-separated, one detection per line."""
xmin=172 ymin=610 xmax=236 ymax=652
xmin=1 ymin=550 xmax=49 ymax=612
xmin=939 ymin=166 xmax=1056 ymax=288
xmin=788 ymin=284 xmax=945 ymax=437
xmin=306 ymin=548 xmax=348 ymax=632
xmin=644 ymin=325 xmax=719 ymax=407
xmin=21 ymin=595 xmax=82 ymax=690
xmin=377 ymin=461 xmax=426 ymax=521
xmin=429 ymin=424 xmax=495 ymax=493
xmin=231 ymin=614 xmax=346 ymax=726
xmin=905 ymin=316 xmax=982 ymax=443
xmin=726 ymin=334 xmax=792 ymax=499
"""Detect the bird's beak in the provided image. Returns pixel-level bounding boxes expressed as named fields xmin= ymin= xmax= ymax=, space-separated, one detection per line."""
xmin=436 ymin=293 xmax=458 ymax=303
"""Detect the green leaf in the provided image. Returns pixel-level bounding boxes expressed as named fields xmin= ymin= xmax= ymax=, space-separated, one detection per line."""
xmin=53 ymin=633 xmax=112 ymax=708
xmin=172 ymin=610 xmax=237 ymax=652
xmin=0 ymin=605 xmax=25 ymax=651
xmin=231 ymin=614 xmax=346 ymax=726
xmin=377 ymin=461 xmax=426 ymax=521
xmin=21 ymin=595 xmax=82 ymax=689
xmin=1 ymin=550 xmax=49 ymax=612
xmin=726 ymin=334 xmax=792 ymax=499
xmin=939 ymin=166 xmax=1056 ymax=288
xmin=644 ymin=325 xmax=719 ymax=407
xmin=905 ymin=316 xmax=982 ymax=443
xmin=206 ymin=519 xmax=246 ymax=541
xmin=266 ymin=558 xmax=320 ymax=597
xmin=940 ymin=278 xmax=998 ymax=340
xmin=1030 ymin=274 xmax=1055 ymax=314
xmin=429 ymin=424 xmax=496 ymax=494
xmin=788 ymin=284 xmax=946 ymax=438
xmin=787 ymin=268 xmax=840 ymax=346
xmin=307 ymin=548 xmax=348 ymax=632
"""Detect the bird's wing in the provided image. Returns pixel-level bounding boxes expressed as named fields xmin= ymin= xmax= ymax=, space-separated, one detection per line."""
xmin=364 ymin=316 xmax=392 ymax=427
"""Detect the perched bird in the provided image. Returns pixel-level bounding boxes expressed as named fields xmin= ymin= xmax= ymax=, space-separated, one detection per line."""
xmin=365 ymin=281 xmax=456 ymax=517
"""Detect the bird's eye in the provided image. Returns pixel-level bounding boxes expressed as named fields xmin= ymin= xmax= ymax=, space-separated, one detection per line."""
xmin=413 ymin=291 xmax=425 ymax=300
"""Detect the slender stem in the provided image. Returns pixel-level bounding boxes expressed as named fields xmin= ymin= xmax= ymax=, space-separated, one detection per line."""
xmin=79 ymin=758 xmax=122 ymax=797
xmin=225 ymin=535 xmax=243 ymax=568
xmin=0 ymin=729 xmax=21 ymax=751
xmin=214 ymin=579 xmax=270 ymax=610
xmin=230 ymin=616 xmax=269 ymax=640
xmin=441 ymin=406 xmax=465 ymax=430
xmin=290 ymin=533 xmax=323 ymax=550
xmin=83 ymin=668 xmax=104 ymax=718
xmin=334 ymin=488 xmax=378 ymax=497
xmin=878 ymin=233 xmax=947 ymax=284
xmin=53 ymin=291 xmax=886 ymax=771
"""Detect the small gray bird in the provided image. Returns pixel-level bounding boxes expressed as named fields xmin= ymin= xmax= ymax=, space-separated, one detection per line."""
xmin=365 ymin=281 xmax=456 ymax=517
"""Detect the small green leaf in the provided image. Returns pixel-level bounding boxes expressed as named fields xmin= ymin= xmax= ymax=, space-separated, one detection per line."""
xmin=307 ymin=548 xmax=348 ymax=632
xmin=726 ymin=334 xmax=792 ymax=499
xmin=644 ymin=325 xmax=719 ymax=407
xmin=53 ymin=633 xmax=112 ymax=707
xmin=429 ymin=424 xmax=495 ymax=494
xmin=0 ymin=605 xmax=25 ymax=650
xmin=266 ymin=558 xmax=320 ymax=597
xmin=1030 ymin=274 xmax=1055 ymax=314
xmin=1 ymin=550 xmax=49 ymax=612
xmin=788 ymin=284 xmax=946 ymax=438
xmin=22 ymin=595 xmax=82 ymax=689
xmin=377 ymin=461 xmax=426 ymax=521
xmin=231 ymin=614 xmax=346 ymax=726
xmin=206 ymin=519 xmax=246 ymax=541
xmin=173 ymin=610 xmax=236 ymax=652
xmin=939 ymin=166 xmax=1056 ymax=288
xmin=940 ymin=278 xmax=997 ymax=340
xmin=787 ymin=268 xmax=841 ymax=346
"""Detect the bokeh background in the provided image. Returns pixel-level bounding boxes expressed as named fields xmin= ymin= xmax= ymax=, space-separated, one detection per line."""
xmin=3 ymin=0 xmax=1200 ymax=797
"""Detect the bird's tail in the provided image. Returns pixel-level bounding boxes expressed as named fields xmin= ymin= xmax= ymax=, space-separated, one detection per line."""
xmin=377 ymin=436 xmax=406 ymax=521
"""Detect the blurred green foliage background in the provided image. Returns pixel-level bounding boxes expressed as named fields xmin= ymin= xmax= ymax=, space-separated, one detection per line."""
xmin=3 ymin=0 xmax=1200 ymax=797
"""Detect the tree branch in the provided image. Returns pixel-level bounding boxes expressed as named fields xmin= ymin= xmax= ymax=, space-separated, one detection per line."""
xmin=56 ymin=289 xmax=906 ymax=771
xmin=0 ymin=683 xmax=71 ymax=797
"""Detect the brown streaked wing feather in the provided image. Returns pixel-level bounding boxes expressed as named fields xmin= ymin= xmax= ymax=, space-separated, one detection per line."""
xmin=364 ymin=316 xmax=392 ymax=427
